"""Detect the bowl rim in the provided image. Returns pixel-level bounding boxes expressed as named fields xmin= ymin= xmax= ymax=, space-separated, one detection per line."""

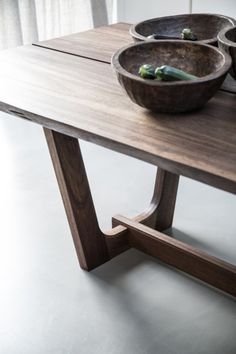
xmin=130 ymin=13 xmax=236 ymax=45
xmin=111 ymin=40 xmax=232 ymax=86
xmin=218 ymin=25 xmax=236 ymax=47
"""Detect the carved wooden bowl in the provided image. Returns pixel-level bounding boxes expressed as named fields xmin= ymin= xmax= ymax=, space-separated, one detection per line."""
xmin=112 ymin=40 xmax=231 ymax=113
xmin=130 ymin=14 xmax=235 ymax=46
xmin=218 ymin=26 xmax=236 ymax=79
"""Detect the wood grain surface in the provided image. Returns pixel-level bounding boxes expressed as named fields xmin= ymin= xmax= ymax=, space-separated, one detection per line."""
xmin=35 ymin=23 xmax=131 ymax=63
xmin=0 ymin=45 xmax=235 ymax=193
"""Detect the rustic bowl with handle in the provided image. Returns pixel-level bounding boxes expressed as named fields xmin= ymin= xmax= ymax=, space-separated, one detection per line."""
xmin=130 ymin=13 xmax=235 ymax=46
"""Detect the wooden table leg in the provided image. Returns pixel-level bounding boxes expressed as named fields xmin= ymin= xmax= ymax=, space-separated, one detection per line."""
xmin=44 ymin=128 xmax=180 ymax=270
xmin=151 ymin=169 xmax=179 ymax=231
xmin=44 ymin=128 xmax=110 ymax=271
xmin=44 ymin=128 xmax=236 ymax=297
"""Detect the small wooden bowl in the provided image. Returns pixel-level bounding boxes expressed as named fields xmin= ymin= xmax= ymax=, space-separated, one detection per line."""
xmin=130 ymin=13 xmax=235 ymax=46
xmin=112 ymin=40 xmax=231 ymax=113
xmin=218 ymin=26 xmax=236 ymax=79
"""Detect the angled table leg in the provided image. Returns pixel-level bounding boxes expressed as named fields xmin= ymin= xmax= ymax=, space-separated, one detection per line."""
xmin=44 ymin=128 xmax=110 ymax=270
xmin=44 ymin=128 xmax=180 ymax=271
xmin=152 ymin=169 xmax=179 ymax=231
xmin=137 ymin=168 xmax=179 ymax=231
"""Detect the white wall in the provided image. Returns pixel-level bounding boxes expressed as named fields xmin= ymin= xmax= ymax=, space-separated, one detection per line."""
xmin=117 ymin=0 xmax=236 ymax=23
xmin=117 ymin=0 xmax=190 ymax=23
xmin=192 ymin=0 xmax=236 ymax=18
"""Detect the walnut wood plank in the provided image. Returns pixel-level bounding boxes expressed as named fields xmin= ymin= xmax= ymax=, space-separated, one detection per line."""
xmin=0 ymin=46 xmax=235 ymax=193
xmin=44 ymin=128 xmax=110 ymax=270
xmin=115 ymin=215 xmax=236 ymax=297
xmin=35 ymin=23 xmax=131 ymax=63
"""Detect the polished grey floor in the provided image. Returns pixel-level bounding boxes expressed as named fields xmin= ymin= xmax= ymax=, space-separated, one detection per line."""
xmin=0 ymin=112 xmax=235 ymax=354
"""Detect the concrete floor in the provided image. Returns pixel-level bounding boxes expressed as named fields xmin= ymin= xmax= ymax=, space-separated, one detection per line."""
xmin=0 ymin=112 xmax=235 ymax=354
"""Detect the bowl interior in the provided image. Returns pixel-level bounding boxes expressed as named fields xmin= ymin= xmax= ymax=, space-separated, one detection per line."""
xmin=225 ymin=27 xmax=236 ymax=43
xmin=135 ymin=14 xmax=234 ymax=41
xmin=118 ymin=41 xmax=225 ymax=79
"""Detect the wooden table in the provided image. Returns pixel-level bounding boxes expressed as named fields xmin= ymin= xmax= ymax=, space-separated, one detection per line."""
xmin=0 ymin=23 xmax=235 ymax=297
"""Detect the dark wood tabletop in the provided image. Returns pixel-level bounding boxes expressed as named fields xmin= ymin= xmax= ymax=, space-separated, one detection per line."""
xmin=0 ymin=23 xmax=235 ymax=194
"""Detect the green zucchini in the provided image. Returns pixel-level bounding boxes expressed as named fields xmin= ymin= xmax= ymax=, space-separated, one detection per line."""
xmin=138 ymin=64 xmax=156 ymax=79
xmin=155 ymin=65 xmax=198 ymax=81
xmin=181 ymin=28 xmax=197 ymax=41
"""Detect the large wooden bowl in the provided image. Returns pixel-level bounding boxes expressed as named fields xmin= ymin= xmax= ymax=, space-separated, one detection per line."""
xmin=112 ymin=40 xmax=231 ymax=113
xmin=218 ymin=26 xmax=236 ymax=79
xmin=130 ymin=14 xmax=235 ymax=46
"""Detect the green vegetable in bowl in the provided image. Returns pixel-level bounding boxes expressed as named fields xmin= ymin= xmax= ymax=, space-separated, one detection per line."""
xmin=147 ymin=29 xmax=197 ymax=41
xmin=181 ymin=28 xmax=197 ymax=41
xmin=138 ymin=64 xmax=198 ymax=81
xmin=147 ymin=33 xmax=179 ymax=40
xmin=138 ymin=64 xmax=156 ymax=79
xmin=155 ymin=65 xmax=198 ymax=81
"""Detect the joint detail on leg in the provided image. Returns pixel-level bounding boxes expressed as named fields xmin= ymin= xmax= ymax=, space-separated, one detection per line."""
xmin=112 ymin=168 xmax=179 ymax=231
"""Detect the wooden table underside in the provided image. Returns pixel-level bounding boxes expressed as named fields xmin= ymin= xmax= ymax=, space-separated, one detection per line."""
xmin=0 ymin=23 xmax=235 ymax=297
